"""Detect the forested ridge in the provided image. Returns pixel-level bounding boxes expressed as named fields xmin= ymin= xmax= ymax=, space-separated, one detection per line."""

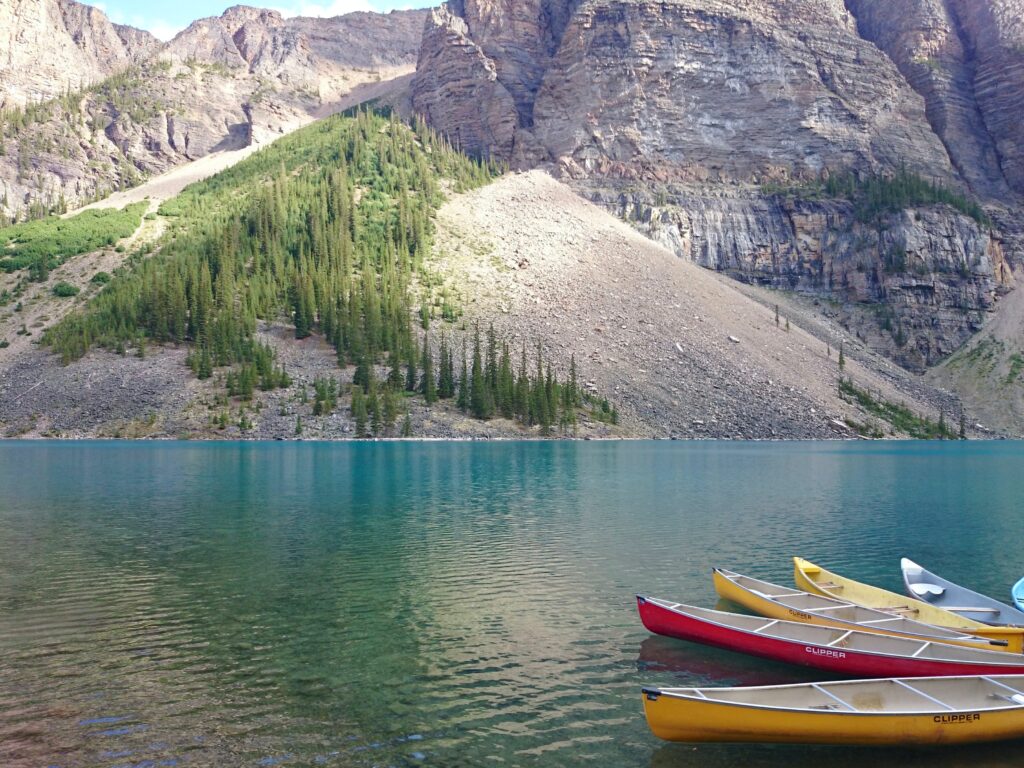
xmin=42 ymin=110 xmax=606 ymax=437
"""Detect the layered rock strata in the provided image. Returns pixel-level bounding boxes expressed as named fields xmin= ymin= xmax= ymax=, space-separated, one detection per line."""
xmin=0 ymin=0 xmax=158 ymax=109
xmin=412 ymin=0 xmax=1024 ymax=370
xmin=0 ymin=5 xmax=428 ymax=219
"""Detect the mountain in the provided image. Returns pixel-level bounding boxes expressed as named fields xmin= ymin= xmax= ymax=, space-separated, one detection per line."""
xmin=0 ymin=4 xmax=428 ymax=221
xmin=0 ymin=0 xmax=159 ymax=109
xmin=411 ymin=0 xmax=1024 ymax=374
xmin=0 ymin=114 xmax=961 ymax=440
xmin=2 ymin=0 xmax=1023 ymax=438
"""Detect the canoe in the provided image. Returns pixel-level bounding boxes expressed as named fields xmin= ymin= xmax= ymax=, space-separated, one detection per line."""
xmin=793 ymin=557 xmax=1024 ymax=653
xmin=635 ymin=596 xmax=1024 ymax=677
xmin=641 ymin=675 xmax=1024 ymax=744
xmin=712 ymin=568 xmax=1015 ymax=652
xmin=1015 ymin=577 xmax=1024 ymax=613
xmin=901 ymin=558 xmax=1024 ymax=627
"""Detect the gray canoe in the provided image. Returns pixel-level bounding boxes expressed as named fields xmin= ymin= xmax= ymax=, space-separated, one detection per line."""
xmin=901 ymin=558 xmax=1024 ymax=627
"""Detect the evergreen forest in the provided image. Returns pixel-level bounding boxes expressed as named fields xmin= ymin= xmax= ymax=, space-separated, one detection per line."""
xmin=43 ymin=110 xmax=608 ymax=437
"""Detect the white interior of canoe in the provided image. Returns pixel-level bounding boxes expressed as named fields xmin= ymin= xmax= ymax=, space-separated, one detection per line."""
xmin=650 ymin=599 xmax=1024 ymax=666
xmin=719 ymin=571 xmax=978 ymax=642
xmin=658 ymin=676 xmax=1024 ymax=714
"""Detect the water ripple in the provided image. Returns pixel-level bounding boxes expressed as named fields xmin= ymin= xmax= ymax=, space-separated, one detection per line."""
xmin=0 ymin=441 xmax=1023 ymax=766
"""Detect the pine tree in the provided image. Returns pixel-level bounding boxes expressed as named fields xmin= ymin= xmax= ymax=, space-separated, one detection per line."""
xmin=470 ymin=326 xmax=492 ymax=419
xmin=839 ymin=342 xmax=846 ymax=371
xmin=438 ymin=332 xmax=454 ymax=399
xmin=498 ymin=342 xmax=514 ymax=418
xmin=421 ymin=332 xmax=437 ymax=404
xmin=568 ymin=354 xmax=579 ymax=408
xmin=351 ymin=385 xmax=368 ymax=437
xmin=457 ymin=346 xmax=469 ymax=412
xmin=515 ymin=345 xmax=530 ymax=421
xmin=389 ymin=351 xmax=404 ymax=389
xmin=401 ymin=409 xmax=413 ymax=437
xmin=383 ymin=386 xmax=399 ymax=433
xmin=406 ymin=336 xmax=418 ymax=393
xmin=368 ymin=379 xmax=381 ymax=435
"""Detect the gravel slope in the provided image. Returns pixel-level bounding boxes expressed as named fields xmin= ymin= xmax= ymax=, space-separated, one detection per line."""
xmin=0 ymin=169 xmax=970 ymax=440
xmin=432 ymin=170 xmax=962 ymax=439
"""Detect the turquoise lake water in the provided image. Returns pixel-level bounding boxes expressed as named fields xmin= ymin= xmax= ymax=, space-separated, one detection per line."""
xmin=0 ymin=440 xmax=1022 ymax=767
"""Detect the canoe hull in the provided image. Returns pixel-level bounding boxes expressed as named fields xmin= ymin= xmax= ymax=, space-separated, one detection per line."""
xmin=901 ymin=558 xmax=1024 ymax=627
xmin=636 ymin=597 xmax=1024 ymax=678
xmin=642 ymin=690 xmax=1024 ymax=745
xmin=1014 ymin=577 xmax=1024 ymax=613
xmin=793 ymin=557 xmax=1024 ymax=654
xmin=712 ymin=569 xmax=1010 ymax=653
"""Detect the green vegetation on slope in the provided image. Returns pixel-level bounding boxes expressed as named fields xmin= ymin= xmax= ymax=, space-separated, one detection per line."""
xmin=839 ymin=378 xmax=960 ymax=439
xmin=762 ymin=168 xmax=989 ymax=225
xmin=43 ymin=110 xmax=602 ymax=436
xmin=0 ymin=61 xmax=179 ymax=224
xmin=0 ymin=202 xmax=148 ymax=278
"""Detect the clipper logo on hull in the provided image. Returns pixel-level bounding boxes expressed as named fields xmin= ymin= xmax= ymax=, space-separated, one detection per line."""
xmin=934 ymin=713 xmax=981 ymax=724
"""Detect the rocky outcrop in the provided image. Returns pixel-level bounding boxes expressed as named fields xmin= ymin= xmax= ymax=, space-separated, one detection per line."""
xmin=412 ymin=7 xmax=518 ymax=158
xmin=0 ymin=0 xmax=157 ymax=109
xmin=945 ymin=0 xmax=1024 ymax=196
xmin=415 ymin=0 xmax=958 ymax=183
xmin=0 ymin=5 xmax=428 ymax=219
xmin=413 ymin=0 xmax=1023 ymax=371
xmin=289 ymin=10 xmax=428 ymax=71
xmin=591 ymin=182 xmax=1009 ymax=369
xmin=831 ymin=0 xmax=1012 ymax=200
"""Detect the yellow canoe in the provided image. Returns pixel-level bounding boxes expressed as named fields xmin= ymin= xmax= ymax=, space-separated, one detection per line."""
xmin=642 ymin=675 xmax=1024 ymax=745
xmin=712 ymin=568 xmax=1016 ymax=653
xmin=794 ymin=557 xmax=1024 ymax=653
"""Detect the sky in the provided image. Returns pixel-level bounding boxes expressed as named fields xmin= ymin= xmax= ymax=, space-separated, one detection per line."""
xmin=91 ymin=1 xmax=432 ymax=41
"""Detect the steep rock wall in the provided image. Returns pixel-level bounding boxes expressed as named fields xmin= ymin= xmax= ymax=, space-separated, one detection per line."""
xmin=0 ymin=0 xmax=157 ymax=109
xmin=590 ymin=182 xmax=1009 ymax=369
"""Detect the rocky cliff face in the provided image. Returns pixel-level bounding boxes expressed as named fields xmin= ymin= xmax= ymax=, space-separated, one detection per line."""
xmin=590 ymin=182 xmax=1009 ymax=369
xmin=415 ymin=0 xmax=958 ymax=183
xmin=842 ymin=0 xmax=1012 ymax=201
xmin=945 ymin=0 xmax=1024 ymax=195
xmin=0 ymin=5 xmax=428 ymax=219
xmin=0 ymin=0 xmax=158 ymax=109
xmin=412 ymin=0 xmax=1024 ymax=370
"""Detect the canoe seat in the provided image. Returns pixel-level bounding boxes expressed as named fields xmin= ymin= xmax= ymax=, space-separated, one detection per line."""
xmin=910 ymin=583 xmax=945 ymax=598
xmin=817 ymin=582 xmax=843 ymax=591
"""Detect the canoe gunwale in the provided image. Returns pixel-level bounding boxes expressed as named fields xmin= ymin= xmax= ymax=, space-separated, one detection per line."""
xmin=901 ymin=557 xmax=1024 ymax=627
xmin=637 ymin=595 xmax=1024 ymax=672
xmin=713 ymin=568 xmax=1001 ymax=649
xmin=641 ymin=685 xmax=1024 ymax=718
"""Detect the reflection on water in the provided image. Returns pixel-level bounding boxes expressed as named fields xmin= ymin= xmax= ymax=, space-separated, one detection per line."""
xmin=0 ymin=441 xmax=1022 ymax=766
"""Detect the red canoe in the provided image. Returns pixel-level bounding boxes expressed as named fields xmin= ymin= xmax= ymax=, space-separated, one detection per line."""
xmin=637 ymin=596 xmax=1024 ymax=678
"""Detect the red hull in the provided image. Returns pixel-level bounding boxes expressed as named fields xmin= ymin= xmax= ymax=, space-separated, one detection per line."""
xmin=637 ymin=596 xmax=1024 ymax=678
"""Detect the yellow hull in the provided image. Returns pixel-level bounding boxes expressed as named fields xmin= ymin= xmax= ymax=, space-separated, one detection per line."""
xmin=793 ymin=558 xmax=1024 ymax=654
xmin=642 ymin=691 xmax=1024 ymax=745
xmin=712 ymin=570 xmax=1015 ymax=653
